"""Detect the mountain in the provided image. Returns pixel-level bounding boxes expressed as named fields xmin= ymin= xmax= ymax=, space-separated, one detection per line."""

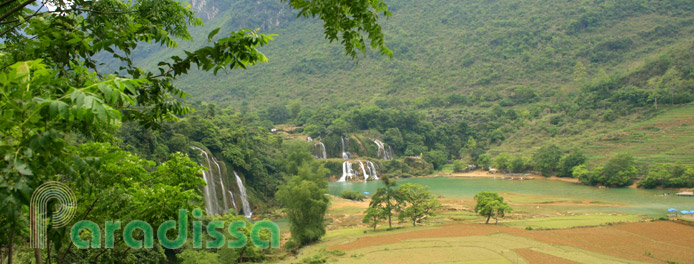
xmin=128 ymin=0 xmax=694 ymax=165
xmin=128 ymin=0 xmax=694 ymax=108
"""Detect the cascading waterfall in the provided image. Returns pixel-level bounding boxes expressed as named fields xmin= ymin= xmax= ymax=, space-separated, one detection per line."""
xmin=338 ymin=160 xmax=380 ymax=182
xmin=366 ymin=161 xmax=379 ymax=180
xmin=200 ymin=169 xmax=217 ymax=215
xmin=374 ymin=139 xmax=393 ymax=160
xmin=233 ymin=171 xmax=253 ymax=218
xmin=227 ymin=190 xmax=238 ymax=213
xmin=358 ymin=161 xmax=369 ymax=182
xmin=192 ymin=146 xmax=231 ymax=216
xmin=313 ymin=141 xmax=327 ymax=159
xmin=341 ymin=136 xmax=351 ymax=160
xmin=210 ymin=155 xmax=230 ymax=211
xmin=339 ymin=161 xmax=355 ymax=182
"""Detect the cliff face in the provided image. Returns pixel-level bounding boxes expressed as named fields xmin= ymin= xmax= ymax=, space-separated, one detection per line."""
xmin=188 ymin=0 xmax=296 ymax=30
xmin=191 ymin=0 xmax=219 ymax=21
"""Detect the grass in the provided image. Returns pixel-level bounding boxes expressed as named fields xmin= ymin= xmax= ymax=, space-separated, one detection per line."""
xmin=493 ymin=104 xmax=694 ymax=166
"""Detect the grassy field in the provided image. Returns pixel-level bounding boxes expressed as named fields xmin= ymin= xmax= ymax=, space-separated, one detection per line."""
xmin=281 ymin=192 xmax=694 ymax=264
xmin=493 ymin=104 xmax=694 ymax=166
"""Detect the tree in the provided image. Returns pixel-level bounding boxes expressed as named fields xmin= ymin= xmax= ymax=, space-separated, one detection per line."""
xmin=329 ymin=118 xmax=352 ymax=135
xmin=474 ymin=192 xmax=512 ymax=224
xmin=578 ymin=153 xmax=637 ymax=187
xmin=557 ymin=149 xmax=587 ymax=177
xmin=264 ymin=105 xmax=291 ymax=124
xmin=275 ymin=159 xmax=330 ymax=246
xmin=532 ymin=144 xmax=562 ymax=176
xmin=477 ymin=153 xmax=492 ymax=169
xmin=396 ymin=183 xmax=441 ymax=226
xmin=369 ymin=175 xmax=398 ymax=228
xmin=423 ymin=150 xmax=448 ymax=170
xmin=453 ymin=160 xmax=465 ymax=172
xmin=600 ymin=153 xmax=638 ymax=187
xmin=493 ymin=153 xmax=511 ymax=171
xmin=572 ymin=164 xmax=591 ymax=183
xmin=509 ymin=156 xmax=526 ymax=173
xmin=362 ymin=207 xmax=387 ymax=231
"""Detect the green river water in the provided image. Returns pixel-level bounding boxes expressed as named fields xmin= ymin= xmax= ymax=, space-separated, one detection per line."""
xmin=329 ymin=177 xmax=694 ymax=216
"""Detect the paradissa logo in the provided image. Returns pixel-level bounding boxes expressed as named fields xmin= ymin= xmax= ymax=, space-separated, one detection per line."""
xmin=71 ymin=209 xmax=280 ymax=249
xmin=31 ymin=181 xmax=280 ymax=250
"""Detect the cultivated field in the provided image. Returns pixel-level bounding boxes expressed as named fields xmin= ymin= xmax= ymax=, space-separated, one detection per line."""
xmin=284 ymin=195 xmax=694 ymax=264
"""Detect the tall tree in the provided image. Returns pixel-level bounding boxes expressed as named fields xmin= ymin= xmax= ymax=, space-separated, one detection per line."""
xmin=275 ymin=142 xmax=330 ymax=247
xmin=396 ymin=183 xmax=440 ymax=226
xmin=369 ymin=175 xmax=398 ymax=228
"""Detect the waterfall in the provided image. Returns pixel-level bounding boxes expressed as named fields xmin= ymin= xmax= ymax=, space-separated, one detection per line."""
xmin=374 ymin=139 xmax=393 ymax=160
xmin=233 ymin=171 xmax=253 ymax=218
xmin=227 ymin=190 xmax=238 ymax=213
xmin=320 ymin=142 xmax=327 ymax=159
xmin=358 ymin=161 xmax=369 ymax=182
xmin=200 ymin=170 xmax=217 ymax=215
xmin=313 ymin=141 xmax=327 ymax=159
xmin=341 ymin=136 xmax=351 ymax=160
xmin=366 ymin=161 xmax=379 ymax=180
xmin=192 ymin=146 xmax=233 ymax=216
xmin=339 ymin=161 xmax=355 ymax=182
xmin=307 ymin=136 xmax=312 ymax=142
xmin=210 ymin=155 xmax=230 ymax=212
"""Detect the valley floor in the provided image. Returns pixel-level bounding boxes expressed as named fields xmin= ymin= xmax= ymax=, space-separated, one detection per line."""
xmin=281 ymin=194 xmax=694 ymax=264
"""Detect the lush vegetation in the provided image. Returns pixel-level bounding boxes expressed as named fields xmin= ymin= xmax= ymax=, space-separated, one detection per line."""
xmin=474 ymin=192 xmax=512 ymax=224
xmin=0 ymin=0 xmax=390 ymax=262
xmin=576 ymin=153 xmax=639 ymax=187
xmin=340 ymin=190 xmax=366 ymax=202
xmin=363 ymin=178 xmax=440 ymax=229
xmin=2 ymin=0 xmax=694 ymax=263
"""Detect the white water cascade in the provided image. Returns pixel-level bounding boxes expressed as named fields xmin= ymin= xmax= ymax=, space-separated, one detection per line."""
xmin=313 ymin=141 xmax=327 ymax=159
xmin=339 ymin=161 xmax=356 ymax=182
xmin=227 ymin=190 xmax=238 ymax=213
xmin=358 ymin=161 xmax=369 ymax=182
xmin=233 ymin=171 xmax=253 ymax=218
xmin=374 ymin=139 xmax=393 ymax=160
xmin=338 ymin=160 xmax=379 ymax=182
xmin=341 ymin=136 xmax=351 ymax=160
xmin=366 ymin=161 xmax=379 ymax=180
xmin=191 ymin=146 xmax=234 ymax=216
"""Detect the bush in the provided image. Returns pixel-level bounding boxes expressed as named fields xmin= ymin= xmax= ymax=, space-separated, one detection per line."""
xmin=477 ymin=153 xmax=492 ymax=169
xmin=453 ymin=160 xmax=465 ymax=172
xmin=578 ymin=153 xmax=637 ymax=187
xmin=509 ymin=156 xmax=526 ymax=173
xmin=340 ymin=190 xmax=366 ymax=201
xmin=493 ymin=153 xmax=511 ymax=171
xmin=423 ymin=150 xmax=448 ymax=170
xmin=532 ymin=144 xmax=562 ymax=176
xmin=557 ymin=149 xmax=587 ymax=177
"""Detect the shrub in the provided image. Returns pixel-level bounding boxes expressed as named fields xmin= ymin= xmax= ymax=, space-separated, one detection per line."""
xmin=453 ymin=160 xmax=465 ymax=172
xmin=340 ymin=190 xmax=366 ymax=201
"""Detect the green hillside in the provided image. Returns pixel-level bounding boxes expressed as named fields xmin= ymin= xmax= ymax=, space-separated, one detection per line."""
xmin=144 ymin=0 xmax=694 ymax=109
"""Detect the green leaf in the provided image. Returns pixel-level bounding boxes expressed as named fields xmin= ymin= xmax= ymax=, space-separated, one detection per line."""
xmin=208 ymin=28 xmax=221 ymax=41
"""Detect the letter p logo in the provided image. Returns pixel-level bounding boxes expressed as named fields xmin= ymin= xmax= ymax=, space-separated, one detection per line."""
xmin=30 ymin=181 xmax=77 ymax=248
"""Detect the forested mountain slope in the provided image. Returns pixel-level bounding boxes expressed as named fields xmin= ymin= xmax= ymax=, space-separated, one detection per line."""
xmin=129 ymin=0 xmax=694 ymax=109
xmin=129 ymin=0 xmax=694 ymax=167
